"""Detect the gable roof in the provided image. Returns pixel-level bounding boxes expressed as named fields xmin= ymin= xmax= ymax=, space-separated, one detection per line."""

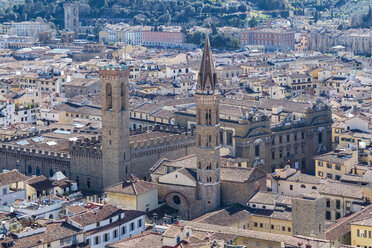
xmin=69 ymin=204 xmax=124 ymax=227
xmin=0 ymin=221 xmax=82 ymax=248
xmin=105 ymin=175 xmax=157 ymax=195
xmin=0 ymin=170 xmax=28 ymax=186
xmin=28 ymin=176 xmax=54 ymax=191
xmin=220 ymin=166 xmax=265 ymax=183
xmin=193 ymin=203 xmax=251 ymax=226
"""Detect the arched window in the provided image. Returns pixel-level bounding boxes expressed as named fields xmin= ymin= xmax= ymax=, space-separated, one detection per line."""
xmin=36 ymin=167 xmax=40 ymax=176
xmin=312 ymin=186 xmax=317 ymax=190
xmin=28 ymin=165 xmax=32 ymax=175
xmin=301 ymin=184 xmax=306 ymax=188
xmin=121 ymin=81 xmax=126 ymax=110
xmin=106 ymin=83 xmax=112 ymax=110
xmin=87 ymin=178 xmax=91 ymax=188
xmin=49 ymin=214 xmax=53 ymax=219
xmin=49 ymin=169 xmax=54 ymax=177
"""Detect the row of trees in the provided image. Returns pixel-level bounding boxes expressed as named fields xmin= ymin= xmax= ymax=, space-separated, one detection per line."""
xmin=185 ymin=28 xmax=240 ymax=51
xmin=0 ymin=0 xmax=252 ymax=29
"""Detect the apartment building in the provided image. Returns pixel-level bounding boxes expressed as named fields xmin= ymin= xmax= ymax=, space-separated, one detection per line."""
xmin=67 ymin=204 xmax=146 ymax=248
xmin=350 ymin=217 xmax=372 ymax=247
xmin=241 ymin=28 xmax=295 ymax=52
xmin=314 ymin=150 xmax=358 ymax=180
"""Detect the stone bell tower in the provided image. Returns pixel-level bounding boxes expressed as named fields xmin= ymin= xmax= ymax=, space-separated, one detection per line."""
xmin=64 ymin=3 xmax=80 ymax=38
xmin=196 ymin=37 xmax=221 ymax=213
xmin=99 ymin=64 xmax=131 ymax=189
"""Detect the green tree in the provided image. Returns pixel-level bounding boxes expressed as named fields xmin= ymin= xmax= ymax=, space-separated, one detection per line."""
xmin=313 ymin=10 xmax=319 ymax=23
xmin=211 ymin=22 xmax=218 ymax=35
xmin=89 ymin=0 xmax=106 ymax=9
xmin=186 ymin=31 xmax=205 ymax=46
xmin=248 ymin=16 xmax=258 ymax=28
xmin=238 ymin=3 xmax=247 ymax=12
xmin=158 ymin=12 xmax=171 ymax=23
xmin=181 ymin=26 xmax=188 ymax=34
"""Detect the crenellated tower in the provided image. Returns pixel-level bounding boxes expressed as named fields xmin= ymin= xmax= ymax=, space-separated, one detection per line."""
xmin=99 ymin=64 xmax=131 ymax=189
xmin=196 ymin=37 xmax=221 ymax=213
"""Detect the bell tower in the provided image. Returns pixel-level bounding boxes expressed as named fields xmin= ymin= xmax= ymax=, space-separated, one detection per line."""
xmin=196 ymin=37 xmax=221 ymax=213
xmin=99 ymin=64 xmax=131 ymax=189
xmin=64 ymin=3 xmax=80 ymax=38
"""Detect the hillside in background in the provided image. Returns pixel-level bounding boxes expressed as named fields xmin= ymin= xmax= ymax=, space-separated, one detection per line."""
xmin=0 ymin=0 xmax=371 ymax=30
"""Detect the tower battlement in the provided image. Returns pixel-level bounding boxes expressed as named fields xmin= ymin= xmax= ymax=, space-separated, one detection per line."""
xmin=98 ymin=64 xmax=130 ymax=79
xmin=0 ymin=128 xmax=56 ymax=143
xmin=0 ymin=144 xmax=70 ymax=160
xmin=131 ymin=133 xmax=195 ymax=150
xmin=70 ymin=136 xmax=102 ymax=154
xmin=130 ymin=124 xmax=195 ymax=135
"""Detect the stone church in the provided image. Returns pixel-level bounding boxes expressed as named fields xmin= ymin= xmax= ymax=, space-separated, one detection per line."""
xmin=150 ymin=38 xmax=267 ymax=219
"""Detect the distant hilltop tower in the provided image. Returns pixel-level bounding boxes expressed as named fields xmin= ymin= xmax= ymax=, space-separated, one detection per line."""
xmin=99 ymin=64 xmax=131 ymax=189
xmin=64 ymin=3 xmax=80 ymax=38
xmin=195 ymin=37 xmax=221 ymax=213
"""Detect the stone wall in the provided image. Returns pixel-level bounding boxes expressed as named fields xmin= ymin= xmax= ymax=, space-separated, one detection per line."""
xmin=292 ymin=196 xmax=326 ymax=239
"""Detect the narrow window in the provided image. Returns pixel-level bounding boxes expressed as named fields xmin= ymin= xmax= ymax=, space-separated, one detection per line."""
xmin=255 ymin=145 xmax=260 ymax=156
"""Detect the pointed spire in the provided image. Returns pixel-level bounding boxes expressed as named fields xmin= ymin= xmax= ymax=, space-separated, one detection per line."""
xmin=197 ymin=35 xmax=218 ymax=94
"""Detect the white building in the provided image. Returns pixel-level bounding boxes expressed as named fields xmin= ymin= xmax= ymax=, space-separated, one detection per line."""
xmin=0 ymin=170 xmax=28 ymax=206
xmin=270 ymin=167 xmax=323 ymax=196
xmin=36 ymin=108 xmax=59 ymax=125
xmin=165 ymin=65 xmax=191 ymax=79
xmin=0 ymin=102 xmax=15 ymax=127
xmin=125 ymin=31 xmax=142 ymax=45
xmin=12 ymin=196 xmax=67 ymax=219
xmin=5 ymin=19 xmax=52 ymax=37
xmin=67 ymin=204 xmax=145 ymax=248
xmin=14 ymin=107 xmax=37 ymax=124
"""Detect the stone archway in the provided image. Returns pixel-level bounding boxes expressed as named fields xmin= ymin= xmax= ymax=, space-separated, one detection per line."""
xmin=164 ymin=191 xmax=190 ymax=220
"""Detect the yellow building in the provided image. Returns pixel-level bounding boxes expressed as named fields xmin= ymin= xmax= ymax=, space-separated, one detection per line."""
xmin=314 ymin=150 xmax=358 ymax=181
xmin=247 ymin=192 xmax=293 ymax=236
xmin=105 ymin=175 xmax=159 ymax=212
xmin=13 ymin=88 xmax=42 ymax=108
xmin=319 ymin=181 xmax=372 ymax=221
xmin=350 ymin=217 xmax=372 ymax=247
xmin=56 ymin=103 xmax=101 ymax=125
xmin=250 ymin=214 xmax=292 ymax=236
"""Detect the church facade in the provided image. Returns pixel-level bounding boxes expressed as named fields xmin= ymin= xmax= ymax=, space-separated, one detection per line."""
xmin=150 ymin=38 xmax=267 ymax=219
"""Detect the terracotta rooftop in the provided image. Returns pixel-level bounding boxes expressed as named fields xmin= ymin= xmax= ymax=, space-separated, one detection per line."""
xmin=0 ymin=169 xmax=28 ymax=186
xmin=69 ymin=204 xmax=124 ymax=227
xmin=105 ymin=175 xmax=157 ymax=195
xmin=193 ymin=203 xmax=251 ymax=226
xmin=106 ymin=231 xmax=162 ymax=248
xmin=326 ymin=205 xmax=372 ymax=241
xmin=0 ymin=221 xmax=83 ymax=248
xmin=28 ymin=176 xmax=55 ymax=191
xmin=179 ymin=221 xmax=330 ymax=247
